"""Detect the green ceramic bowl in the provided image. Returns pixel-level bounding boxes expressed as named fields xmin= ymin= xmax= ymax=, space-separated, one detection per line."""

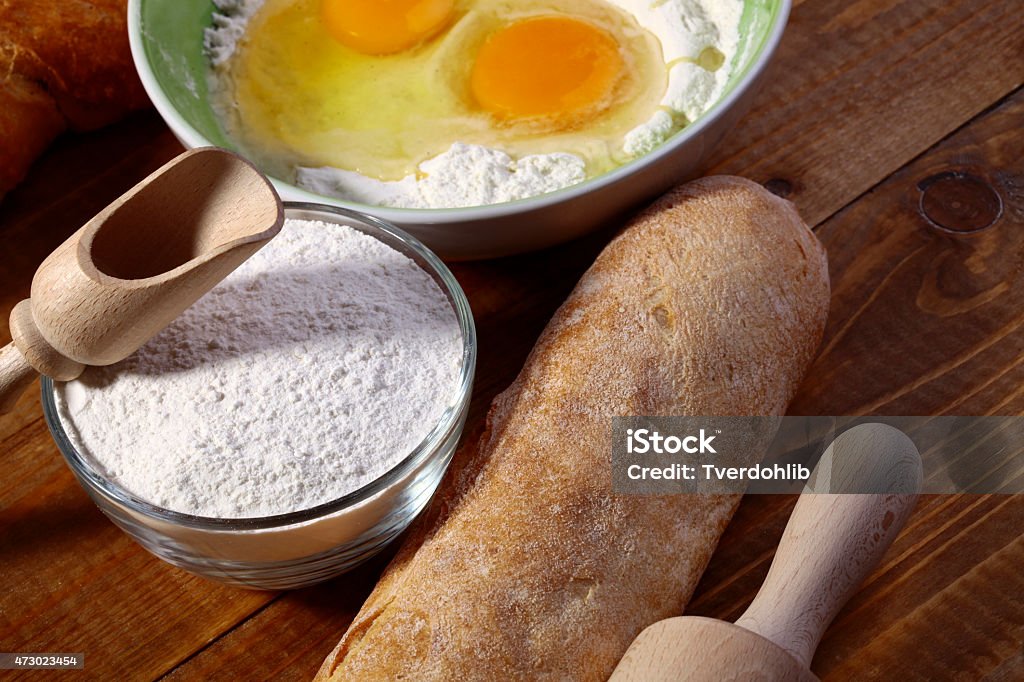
xmin=128 ymin=0 xmax=789 ymax=259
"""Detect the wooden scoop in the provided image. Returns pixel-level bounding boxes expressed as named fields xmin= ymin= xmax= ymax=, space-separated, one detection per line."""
xmin=610 ymin=423 xmax=922 ymax=682
xmin=0 ymin=147 xmax=283 ymax=414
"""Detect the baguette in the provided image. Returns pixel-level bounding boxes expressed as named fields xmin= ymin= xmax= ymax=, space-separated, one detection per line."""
xmin=316 ymin=176 xmax=830 ymax=681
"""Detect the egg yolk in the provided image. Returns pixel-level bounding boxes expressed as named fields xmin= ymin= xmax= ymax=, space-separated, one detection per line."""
xmin=470 ymin=16 xmax=625 ymax=126
xmin=321 ymin=0 xmax=454 ymax=55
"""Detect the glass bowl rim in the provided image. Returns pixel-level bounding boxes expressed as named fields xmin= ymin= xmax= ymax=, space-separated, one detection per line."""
xmin=41 ymin=201 xmax=477 ymax=531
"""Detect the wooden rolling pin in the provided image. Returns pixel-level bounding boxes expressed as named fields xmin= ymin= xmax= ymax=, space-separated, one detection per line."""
xmin=610 ymin=422 xmax=922 ymax=681
xmin=0 ymin=147 xmax=283 ymax=414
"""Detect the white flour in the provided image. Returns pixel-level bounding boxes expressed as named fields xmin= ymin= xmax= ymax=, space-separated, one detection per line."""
xmin=617 ymin=0 xmax=743 ymax=155
xmin=205 ymin=0 xmax=743 ymax=209
xmin=297 ymin=143 xmax=587 ymax=209
xmin=55 ymin=219 xmax=463 ymax=519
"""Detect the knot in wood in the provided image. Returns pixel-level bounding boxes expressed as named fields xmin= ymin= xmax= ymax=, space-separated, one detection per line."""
xmin=764 ymin=178 xmax=794 ymax=198
xmin=918 ymin=171 xmax=1002 ymax=234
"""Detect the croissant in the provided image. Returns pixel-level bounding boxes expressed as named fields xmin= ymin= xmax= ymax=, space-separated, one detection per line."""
xmin=0 ymin=0 xmax=150 ymax=198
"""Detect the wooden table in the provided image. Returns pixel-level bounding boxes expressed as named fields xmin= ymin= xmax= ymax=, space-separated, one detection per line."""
xmin=2 ymin=0 xmax=1022 ymax=678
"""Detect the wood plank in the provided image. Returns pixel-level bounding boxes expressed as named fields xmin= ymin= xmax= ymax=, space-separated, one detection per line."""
xmin=817 ymin=496 xmax=1024 ymax=680
xmin=0 ymin=438 xmax=272 ymax=682
xmin=705 ymin=0 xmax=1024 ymax=226
xmin=161 ymin=550 xmax=400 ymax=682
xmin=789 ymin=89 xmax=1024 ymax=417
xmin=695 ymin=494 xmax=1024 ymax=679
xmin=793 ymin=84 xmax=1024 ymax=678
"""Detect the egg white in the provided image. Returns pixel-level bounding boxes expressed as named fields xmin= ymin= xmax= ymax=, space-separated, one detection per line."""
xmin=206 ymin=0 xmax=743 ymax=207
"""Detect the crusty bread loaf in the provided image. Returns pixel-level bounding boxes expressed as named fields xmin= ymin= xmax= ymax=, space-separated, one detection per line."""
xmin=316 ymin=176 xmax=830 ymax=681
xmin=0 ymin=1 xmax=150 ymax=198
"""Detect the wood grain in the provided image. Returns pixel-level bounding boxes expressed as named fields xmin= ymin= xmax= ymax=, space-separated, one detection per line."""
xmin=705 ymin=0 xmax=1024 ymax=226
xmin=162 ymin=549 xmax=401 ymax=682
xmin=0 ymin=435 xmax=272 ymax=681
xmin=790 ymin=84 xmax=1024 ymax=417
xmin=0 ymin=0 xmax=1022 ymax=679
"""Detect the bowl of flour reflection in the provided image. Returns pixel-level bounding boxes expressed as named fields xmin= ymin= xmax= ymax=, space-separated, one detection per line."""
xmin=42 ymin=203 xmax=476 ymax=589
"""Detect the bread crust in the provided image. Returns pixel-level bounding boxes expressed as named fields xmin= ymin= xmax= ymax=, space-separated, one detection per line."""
xmin=317 ymin=176 xmax=830 ymax=681
xmin=0 ymin=0 xmax=149 ymax=197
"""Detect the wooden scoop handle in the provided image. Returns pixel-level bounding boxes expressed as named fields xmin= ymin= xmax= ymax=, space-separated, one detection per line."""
xmin=735 ymin=423 xmax=922 ymax=668
xmin=0 ymin=343 xmax=36 ymax=414
xmin=0 ymin=300 xmax=87 ymax=415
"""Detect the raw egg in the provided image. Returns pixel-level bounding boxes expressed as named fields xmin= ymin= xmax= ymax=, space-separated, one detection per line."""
xmin=218 ymin=0 xmax=668 ymax=183
xmin=471 ymin=16 xmax=625 ymax=126
xmin=321 ymin=0 xmax=455 ymax=55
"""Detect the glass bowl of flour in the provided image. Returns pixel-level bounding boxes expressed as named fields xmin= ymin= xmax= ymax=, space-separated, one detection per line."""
xmin=41 ymin=203 xmax=476 ymax=590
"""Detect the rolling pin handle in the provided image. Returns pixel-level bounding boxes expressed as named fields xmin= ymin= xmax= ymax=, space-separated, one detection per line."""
xmin=734 ymin=423 xmax=922 ymax=669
